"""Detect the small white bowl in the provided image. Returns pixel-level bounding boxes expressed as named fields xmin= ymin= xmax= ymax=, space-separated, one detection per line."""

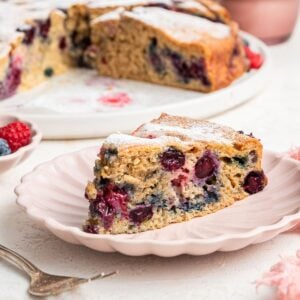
xmin=0 ymin=115 xmax=42 ymax=174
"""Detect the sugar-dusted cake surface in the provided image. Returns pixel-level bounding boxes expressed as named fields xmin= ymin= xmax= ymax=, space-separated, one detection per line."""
xmin=91 ymin=6 xmax=246 ymax=92
xmin=84 ymin=114 xmax=268 ymax=234
xmin=0 ymin=0 xmax=247 ymax=100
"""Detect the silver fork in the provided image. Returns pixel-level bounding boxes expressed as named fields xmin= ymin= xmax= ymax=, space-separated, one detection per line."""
xmin=0 ymin=244 xmax=117 ymax=297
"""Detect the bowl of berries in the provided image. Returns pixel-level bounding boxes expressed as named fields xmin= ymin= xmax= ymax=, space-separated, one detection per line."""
xmin=0 ymin=115 xmax=42 ymax=174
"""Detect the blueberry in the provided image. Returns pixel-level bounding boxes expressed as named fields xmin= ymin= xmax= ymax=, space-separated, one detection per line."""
xmin=0 ymin=139 xmax=11 ymax=156
xmin=204 ymin=190 xmax=219 ymax=204
xmin=100 ymin=148 xmax=118 ymax=161
xmin=163 ymin=48 xmax=210 ymax=85
xmin=180 ymin=201 xmax=204 ymax=211
xmin=148 ymin=38 xmax=165 ymax=74
xmin=148 ymin=194 xmax=163 ymax=205
xmin=44 ymin=67 xmax=54 ymax=77
xmin=160 ymin=147 xmax=185 ymax=171
xmin=233 ymin=156 xmax=248 ymax=167
xmin=243 ymin=171 xmax=266 ymax=194
xmin=129 ymin=205 xmax=153 ymax=224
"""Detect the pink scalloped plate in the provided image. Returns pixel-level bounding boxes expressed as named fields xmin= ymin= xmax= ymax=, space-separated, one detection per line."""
xmin=15 ymin=147 xmax=300 ymax=257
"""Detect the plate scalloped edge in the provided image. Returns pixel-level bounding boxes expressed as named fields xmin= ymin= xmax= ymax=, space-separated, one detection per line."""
xmin=15 ymin=148 xmax=300 ymax=257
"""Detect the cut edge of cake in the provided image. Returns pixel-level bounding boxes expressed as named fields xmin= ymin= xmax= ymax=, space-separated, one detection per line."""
xmin=84 ymin=113 xmax=268 ymax=234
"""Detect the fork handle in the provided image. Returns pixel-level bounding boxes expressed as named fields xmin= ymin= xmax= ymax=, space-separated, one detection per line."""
xmin=0 ymin=244 xmax=40 ymax=277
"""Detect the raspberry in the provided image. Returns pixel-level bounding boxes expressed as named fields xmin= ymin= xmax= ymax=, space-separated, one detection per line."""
xmin=0 ymin=138 xmax=11 ymax=156
xmin=0 ymin=121 xmax=32 ymax=152
xmin=244 ymin=46 xmax=264 ymax=69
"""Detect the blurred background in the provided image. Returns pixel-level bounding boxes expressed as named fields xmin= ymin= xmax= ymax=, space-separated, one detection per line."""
xmin=220 ymin=0 xmax=300 ymax=45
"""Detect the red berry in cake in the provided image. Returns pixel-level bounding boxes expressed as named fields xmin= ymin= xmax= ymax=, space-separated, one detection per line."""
xmin=37 ymin=18 xmax=51 ymax=39
xmin=244 ymin=46 xmax=264 ymax=69
xmin=0 ymin=57 xmax=22 ymax=100
xmin=59 ymin=37 xmax=67 ymax=50
xmin=17 ymin=25 xmax=36 ymax=45
xmin=0 ymin=121 xmax=31 ymax=152
xmin=104 ymin=183 xmax=129 ymax=217
xmin=90 ymin=182 xmax=129 ymax=229
xmin=243 ymin=171 xmax=266 ymax=194
xmin=84 ymin=224 xmax=99 ymax=234
xmin=195 ymin=152 xmax=218 ymax=179
xmin=171 ymin=174 xmax=187 ymax=187
xmin=129 ymin=205 xmax=153 ymax=225
xmin=161 ymin=148 xmax=185 ymax=171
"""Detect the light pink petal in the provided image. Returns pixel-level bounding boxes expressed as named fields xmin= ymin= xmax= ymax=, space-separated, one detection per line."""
xmin=257 ymin=252 xmax=300 ymax=300
xmin=287 ymin=147 xmax=300 ymax=161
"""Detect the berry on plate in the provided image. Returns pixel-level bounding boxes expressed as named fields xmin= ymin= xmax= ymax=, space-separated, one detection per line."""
xmin=0 ymin=138 xmax=11 ymax=156
xmin=0 ymin=121 xmax=32 ymax=152
xmin=244 ymin=46 xmax=264 ymax=70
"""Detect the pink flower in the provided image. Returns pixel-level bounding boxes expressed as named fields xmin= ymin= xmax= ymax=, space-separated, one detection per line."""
xmin=257 ymin=251 xmax=300 ymax=300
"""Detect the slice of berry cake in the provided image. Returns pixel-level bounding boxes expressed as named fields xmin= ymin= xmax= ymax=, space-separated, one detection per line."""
xmin=91 ymin=6 xmax=246 ymax=92
xmin=84 ymin=114 xmax=267 ymax=234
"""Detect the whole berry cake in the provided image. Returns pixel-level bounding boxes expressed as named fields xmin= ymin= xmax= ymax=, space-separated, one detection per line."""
xmin=91 ymin=6 xmax=246 ymax=92
xmin=0 ymin=0 xmax=248 ymax=100
xmin=84 ymin=114 xmax=267 ymax=234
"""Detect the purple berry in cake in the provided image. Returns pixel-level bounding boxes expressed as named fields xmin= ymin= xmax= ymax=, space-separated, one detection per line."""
xmin=84 ymin=224 xmax=99 ymax=234
xmin=195 ymin=151 xmax=218 ymax=179
xmin=164 ymin=49 xmax=210 ymax=85
xmin=0 ymin=57 xmax=22 ymax=101
xmin=129 ymin=205 xmax=153 ymax=225
xmin=243 ymin=171 xmax=266 ymax=194
xmin=88 ymin=182 xmax=129 ymax=229
xmin=37 ymin=18 xmax=51 ymax=39
xmin=89 ymin=200 xmax=115 ymax=229
xmin=59 ymin=37 xmax=67 ymax=50
xmin=148 ymin=38 xmax=165 ymax=74
xmin=160 ymin=148 xmax=185 ymax=171
xmin=17 ymin=25 xmax=36 ymax=45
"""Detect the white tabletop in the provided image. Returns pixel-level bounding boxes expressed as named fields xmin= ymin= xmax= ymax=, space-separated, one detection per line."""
xmin=1 ymin=22 xmax=300 ymax=300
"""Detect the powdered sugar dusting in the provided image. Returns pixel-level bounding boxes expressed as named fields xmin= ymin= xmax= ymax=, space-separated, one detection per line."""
xmin=257 ymin=251 xmax=300 ymax=300
xmin=177 ymin=0 xmax=208 ymax=13
xmin=125 ymin=7 xmax=230 ymax=42
xmin=140 ymin=122 xmax=232 ymax=144
xmin=104 ymin=133 xmax=182 ymax=147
